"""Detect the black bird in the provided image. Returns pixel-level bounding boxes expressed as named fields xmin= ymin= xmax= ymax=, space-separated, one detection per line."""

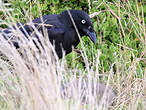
xmin=0 ymin=10 xmax=96 ymax=58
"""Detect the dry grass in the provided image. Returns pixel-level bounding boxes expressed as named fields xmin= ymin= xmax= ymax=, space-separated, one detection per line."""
xmin=0 ymin=1 xmax=146 ymax=110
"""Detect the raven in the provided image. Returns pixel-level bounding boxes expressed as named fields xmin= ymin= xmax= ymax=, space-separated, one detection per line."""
xmin=0 ymin=10 xmax=96 ymax=58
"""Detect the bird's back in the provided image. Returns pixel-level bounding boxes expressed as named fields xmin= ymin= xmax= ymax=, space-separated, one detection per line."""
xmin=32 ymin=14 xmax=63 ymax=27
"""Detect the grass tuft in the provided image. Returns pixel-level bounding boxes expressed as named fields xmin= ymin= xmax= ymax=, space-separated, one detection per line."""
xmin=0 ymin=0 xmax=145 ymax=110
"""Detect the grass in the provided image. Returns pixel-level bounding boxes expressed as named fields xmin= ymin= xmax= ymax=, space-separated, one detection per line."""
xmin=0 ymin=0 xmax=146 ymax=110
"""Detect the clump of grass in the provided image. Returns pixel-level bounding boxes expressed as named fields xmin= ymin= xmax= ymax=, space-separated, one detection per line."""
xmin=0 ymin=0 xmax=146 ymax=110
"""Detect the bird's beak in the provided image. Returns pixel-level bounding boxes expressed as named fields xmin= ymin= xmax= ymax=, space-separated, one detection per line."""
xmin=83 ymin=28 xmax=96 ymax=44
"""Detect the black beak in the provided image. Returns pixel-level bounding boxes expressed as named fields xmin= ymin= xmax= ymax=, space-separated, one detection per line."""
xmin=83 ymin=28 xmax=96 ymax=44
xmin=87 ymin=31 xmax=96 ymax=44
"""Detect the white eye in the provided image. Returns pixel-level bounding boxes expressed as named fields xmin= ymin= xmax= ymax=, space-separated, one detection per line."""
xmin=81 ymin=19 xmax=86 ymax=24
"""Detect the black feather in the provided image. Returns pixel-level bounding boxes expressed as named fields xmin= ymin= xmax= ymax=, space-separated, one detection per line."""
xmin=0 ymin=10 xmax=96 ymax=59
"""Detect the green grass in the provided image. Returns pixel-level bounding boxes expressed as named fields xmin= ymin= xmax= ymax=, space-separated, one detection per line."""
xmin=0 ymin=0 xmax=146 ymax=110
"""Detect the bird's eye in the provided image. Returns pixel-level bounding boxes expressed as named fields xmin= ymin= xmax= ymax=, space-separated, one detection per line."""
xmin=81 ymin=19 xmax=86 ymax=24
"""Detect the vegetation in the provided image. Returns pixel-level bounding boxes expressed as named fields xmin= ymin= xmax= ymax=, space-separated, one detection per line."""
xmin=0 ymin=0 xmax=145 ymax=110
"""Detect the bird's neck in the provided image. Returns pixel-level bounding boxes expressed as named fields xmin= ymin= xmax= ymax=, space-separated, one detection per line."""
xmin=58 ymin=14 xmax=72 ymax=27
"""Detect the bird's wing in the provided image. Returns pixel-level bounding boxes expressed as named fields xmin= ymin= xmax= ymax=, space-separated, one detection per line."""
xmin=15 ymin=15 xmax=59 ymax=35
xmin=0 ymin=14 xmax=65 ymax=49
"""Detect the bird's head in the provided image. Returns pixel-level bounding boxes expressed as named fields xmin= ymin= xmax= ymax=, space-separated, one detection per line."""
xmin=60 ymin=10 xmax=96 ymax=44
